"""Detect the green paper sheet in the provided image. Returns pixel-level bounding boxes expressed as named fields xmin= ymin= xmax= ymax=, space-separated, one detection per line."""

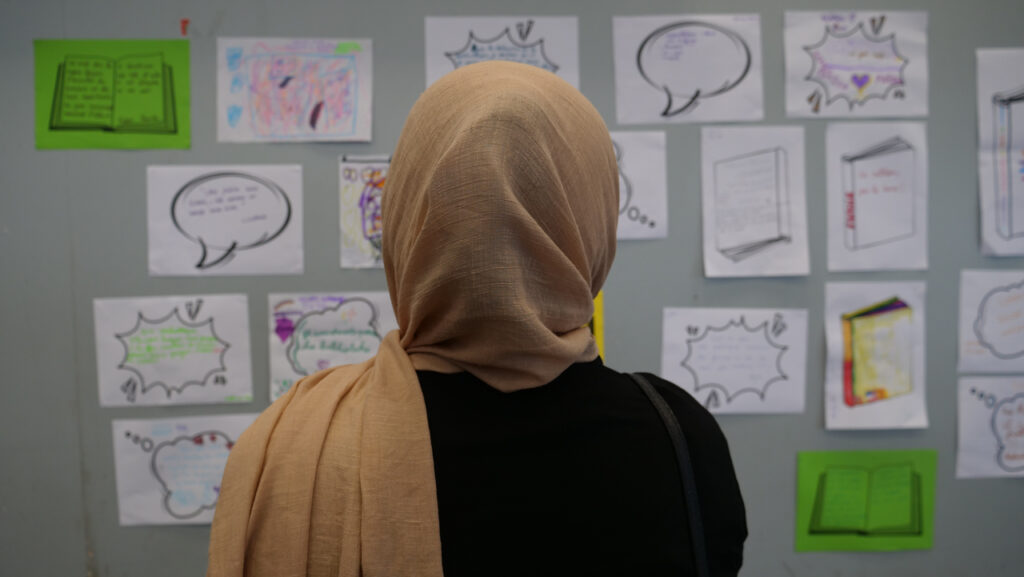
xmin=34 ymin=39 xmax=190 ymax=149
xmin=796 ymin=450 xmax=936 ymax=552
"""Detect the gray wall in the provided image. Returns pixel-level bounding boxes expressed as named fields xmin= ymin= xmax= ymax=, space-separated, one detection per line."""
xmin=1 ymin=0 xmax=1022 ymax=575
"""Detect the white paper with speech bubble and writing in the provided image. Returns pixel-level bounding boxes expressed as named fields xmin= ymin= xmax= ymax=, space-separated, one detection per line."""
xmin=701 ymin=126 xmax=810 ymax=277
xmin=112 ymin=413 xmax=258 ymax=525
xmin=268 ymin=292 xmax=398 ymax=400
xmin=147 ymin=165 xmax=303 ymax=276
xmin=785 ymin=11 xmax=928 ymax=118
xmin=825 ymin=282 xmax=928 ymax=430
xmin=613 ymin=14 xmax=763 ymax=124
xmin=425 ymin=17 xmax=579 ymax=88
xmin=93 ymin=294 xmax=253 ymax=407
xmin=959 ymin=270 xmax=1024 ymax=373
xmin=958 ymin=377 xmax=1024 ymax=478
xmin=661 ymin=308 xmax=808 ymax=414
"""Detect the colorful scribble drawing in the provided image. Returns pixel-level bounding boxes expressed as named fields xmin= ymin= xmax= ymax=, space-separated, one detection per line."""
xmin=803 ymin=17 xmax=908 ymax=113
xmin=221 ymin=39 xmax=367 ymax=141
xmin=445 ymin=22 xmax=559 ymax=74
xmin=340 ymin=157 xmax=389 ymax=268
xmin=680 ymin=314 xmax=789 ymax=408
xmin=992 ymin=85 xmax=1024 ymax=239
xmin=115 ymin=304 xmax=229 ymax=403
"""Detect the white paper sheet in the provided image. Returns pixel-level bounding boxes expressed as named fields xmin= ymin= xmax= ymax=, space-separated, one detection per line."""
xmin=826 ymin=123 xmax=927 ymax=271
xmin=609 ymin=131 xmax=668 ymax=239
xmin=94 ymin=294 xmax=253 ymax=407
xmin=339 ymin=156 xmax=390 ymax=268
xmin=112 ymin=413 xmax=258 ymax=525
xmin=824 ymin=282 xmax=927 ymax=430
xmin=148 ymin=165 xmax=303 ymax=276
xmin=784 ymin=11 xmax=928 ymax=118
xmin=217 ymin=37 xmax=372 ymax=142
xmin=701 ymin=126 xmax=809 ymax=277
xmin=959 ymin=269 xmax=1024 ymax=373
xmin=613 ymin=14 xmax=763 ymax=124
xmin=425 ymin=17 xmax=579 ymax=88
xmin=269 ymin=292 xmax=398 ymax=400
xmin=958 ymin=377 xmax=1024 ymax=478
xmin=661 ymin=308 xmax=808 ymax=414
xmin=977 ymin=48 xmax=1024 ymax=255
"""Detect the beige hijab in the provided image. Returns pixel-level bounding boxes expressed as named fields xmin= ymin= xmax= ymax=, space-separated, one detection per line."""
xmin=207 ymin=60 xmax=618 ymax=577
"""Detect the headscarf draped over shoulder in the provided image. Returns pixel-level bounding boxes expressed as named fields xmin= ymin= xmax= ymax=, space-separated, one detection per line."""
xmin=208 ymin=61 xmax=618 ymax=577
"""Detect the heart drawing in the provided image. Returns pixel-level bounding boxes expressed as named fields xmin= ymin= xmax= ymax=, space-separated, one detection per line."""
xmin=851 ymin=74 xmax=871 ymax=90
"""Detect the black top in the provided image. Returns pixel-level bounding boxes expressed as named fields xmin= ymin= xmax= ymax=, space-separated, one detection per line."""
xmin=418 ymin=358 xmax=747 ymax=577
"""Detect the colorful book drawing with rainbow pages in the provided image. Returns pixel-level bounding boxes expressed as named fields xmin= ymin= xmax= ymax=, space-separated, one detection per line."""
xmin=841 ymin=296 xmax=913 ymax=407
xmin=49 ymin=53 xmax=177 ymax=133
xmin=810 ymin=463 xmax=922 ymax=536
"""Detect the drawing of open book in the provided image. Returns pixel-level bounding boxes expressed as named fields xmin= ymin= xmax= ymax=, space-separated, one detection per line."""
xmin=713 ymin=147 xmax=791 ymax=261
xmin=809 ymin=463 xmax=922 ymax=536
xmin=841 ymin=137 xmax=915 ymax=250
xmin=841 ymin=297 xmax=913 ymax=407
xmin=49 ymin=53 xmax=177 ymax=133
xmin=993 ymin=85 xmax=1024 ymax=239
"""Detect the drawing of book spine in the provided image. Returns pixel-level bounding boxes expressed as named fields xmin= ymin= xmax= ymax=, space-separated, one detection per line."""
xmin=840 ymin=137 xmax=915 ymax=250
xmin=713 ymin=147 xmax=791 ymax=262
xmin=993 ymin=86 xmax=1024 ymax=239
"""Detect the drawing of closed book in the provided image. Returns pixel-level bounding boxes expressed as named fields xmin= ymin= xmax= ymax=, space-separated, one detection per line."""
xmin=713 ymin=147 xmax=791 ymax=261
xmin=841 ymin=137 xmax=915 ymax=250
xmin=993 ymin=85 xmax=1024 ymax=239
xmin=841 ymin=297 xmax=913 ymax=407
xmin=809 ymin=463 xmax=922 ymax=536
xmin=49 ymin=53 xmax=177 ymax=133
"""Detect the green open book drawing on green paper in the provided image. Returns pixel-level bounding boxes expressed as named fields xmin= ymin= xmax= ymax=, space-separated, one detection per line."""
xmin=49 ymin=53 xmax=177 ymax=134
xmin=809 ymin=463 xmax=921 ymax=536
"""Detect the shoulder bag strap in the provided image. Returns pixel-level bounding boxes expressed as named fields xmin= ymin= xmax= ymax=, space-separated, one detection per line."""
xmin=628 ymin=372 xmax=711 ymax=577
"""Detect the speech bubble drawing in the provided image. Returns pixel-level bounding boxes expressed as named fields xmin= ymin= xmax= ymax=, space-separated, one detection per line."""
xmin=974 ymin=279 xmax=1024 ymax=360
xmin=803 ymin=23 xmax=908 ymax=110
xmin=171 ymin=171 xmax=292 ymax=269
xmin=445 ymin=28 xmax=558 ymax=74
xmin=124 ymin=428 xmax=236 ymax=519
xmin=116 ymin=308 xmax=229 ymax=401
xmin=680 ymin=316 xmax=788 ymax=403
xmin=637 ymin=21 xmax=752 ymax=117
xmin=991 ymin=393 xmax=1024 ymax=473
xmin=285 ymin=297 xmax=383 ymax=375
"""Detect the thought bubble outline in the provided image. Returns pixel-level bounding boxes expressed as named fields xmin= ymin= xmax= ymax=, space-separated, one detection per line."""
xmin=148 ymin=430 xmax=235 ymax=519
xmin=990 ymin=393 xmax=1024 ymax=473
xmin=803 ymin=22 xmax=909 ymax=110
xmin=612 ymin=140 xmax=633 ymax=215
xmin=171 ymin=171 xmax=293 ymax=269
xmin=115 ymin=308 xmax=230 ymax=399
xmin=444 ymin=28 xmax=559 ymax=74
xmin=636 ymin=21 xmax=752 ymax=117
xmin=285 ymin=297 xmax=383 ymax=375
xmin=680 ymin=316 xmax=788 ymax=402
xmin=973 ymin=279 xmax=1024 ymax=360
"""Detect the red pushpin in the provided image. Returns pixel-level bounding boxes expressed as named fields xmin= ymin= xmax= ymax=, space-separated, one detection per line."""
xmin=180 ymin=18 xmax=190 ymax=37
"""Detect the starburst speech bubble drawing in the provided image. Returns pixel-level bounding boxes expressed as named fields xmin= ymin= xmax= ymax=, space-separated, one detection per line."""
xmin=681 ymin=316 xmax=788 ymax=403
xmin=804 ymin=23 xmax=908 ymax=109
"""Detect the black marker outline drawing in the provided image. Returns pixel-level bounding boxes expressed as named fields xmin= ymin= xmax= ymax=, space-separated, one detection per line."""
xmin=803 ymin=21 xmax=909 ymax=113
xmin=611 ymin=138 xmax=657 ymax=232
xmin=115 ymin=307 xmax=230 ymax=401
xmin=973 ymin=278 xmax=1024 ymax=360
xmin=444 ymin=27 xmax=559 ymax=74
xmin=170 ymin=171 xmax=293 ymax=269
xmin=636 ymin=21 xmax=752 ymax=117
xmin=991 ymin=85 xmax=1024 ymax=240
xmin=124 ymin=428 xmax=237 ymax=519
xmin=284 ymin=296 xmax=383 ymax=376
xmin=712 ymin=146 xmax=792 ymax=261
xmin=680 ymin=315 xmax=788 ymax=404
xmin=840 ymin=136 xmax=917 ymax=251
